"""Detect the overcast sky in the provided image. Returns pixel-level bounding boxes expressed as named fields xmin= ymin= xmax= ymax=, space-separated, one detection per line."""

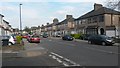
xmin=0 ymin=0 xmax=107 ymax=29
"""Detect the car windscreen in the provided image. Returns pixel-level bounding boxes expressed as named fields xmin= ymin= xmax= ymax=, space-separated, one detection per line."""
xmin=101 ymin=35 xmax=111 ymax=40
xmin=1 ymin=36 xmax=10 ymax=39
xmin=32 ymin=36 xmax=39 ymax=38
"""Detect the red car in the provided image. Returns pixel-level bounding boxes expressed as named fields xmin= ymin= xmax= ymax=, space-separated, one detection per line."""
xmin=29 ymin=35 xmax=40 ymax=43
xmin=22 ymin=35 xmax=29 ymax=38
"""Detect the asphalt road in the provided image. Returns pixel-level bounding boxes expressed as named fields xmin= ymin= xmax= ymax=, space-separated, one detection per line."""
xmin=39 ymin=37 xmax=118 ymax=66
xmin=2 ymin=37 xmax=119 ymax=67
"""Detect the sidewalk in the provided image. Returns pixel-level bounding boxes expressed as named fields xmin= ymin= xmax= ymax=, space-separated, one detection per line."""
xmin=2 ymin=44 xmax=24 ymax=53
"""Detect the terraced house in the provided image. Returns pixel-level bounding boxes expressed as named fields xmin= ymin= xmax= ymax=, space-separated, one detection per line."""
xmin=40 ymin=3 xmax=120 ymax=37
xmin=0 ymin=14 xmax=13 ymax=36
xmin=75 ymin=3 xmax=120 ymax=37
xmin=0 ymin=14 xmax=4 ymax=36
xmin=55 ymin=15 xmax=75 ymax=36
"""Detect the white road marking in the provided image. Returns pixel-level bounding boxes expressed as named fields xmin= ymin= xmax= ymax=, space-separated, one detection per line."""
xmin=51 ymin=52 xmax=63 ymax=58
xmin=49 ymin=52 xmax=81 ymax=66
xmin=63 ymin=62 xmax=69 ymax=66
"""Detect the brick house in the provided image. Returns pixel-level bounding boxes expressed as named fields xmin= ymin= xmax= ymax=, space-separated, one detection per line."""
xmin=0 ymin=14 xmax=4 ymax=36
xmin=57 ymin=15 xmax=75 ymax=36
xmin=75 ymin=3 xmax=120 ymax=37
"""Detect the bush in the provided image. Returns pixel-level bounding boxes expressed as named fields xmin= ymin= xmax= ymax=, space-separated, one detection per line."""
xmin=16 ymin=35 xmax=23 ymax=44
xmin=70 ymin=34 xmax=74 ymax=37
xmin=71 ymin=34 xmax=81 ymax=39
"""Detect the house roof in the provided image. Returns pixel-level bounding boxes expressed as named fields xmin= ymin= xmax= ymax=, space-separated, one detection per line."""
xmin=3 ymin=20 xmax=9 ymax=24
xmin=0 ymin=14 xmax=4 ymax=17
xmin=46 ymin=23 xmax=53 ymax=27
xmin=75 ymin=7 xmax=120 ymax=20
xmin=57 ymin=18 xmax=75 ymax=25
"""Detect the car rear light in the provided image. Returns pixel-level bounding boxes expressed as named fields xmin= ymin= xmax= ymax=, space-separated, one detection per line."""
xmin=31 ymin=38 xmax=34 ymax=40
xmin=38 ymin=38 xmax=40 ymax=40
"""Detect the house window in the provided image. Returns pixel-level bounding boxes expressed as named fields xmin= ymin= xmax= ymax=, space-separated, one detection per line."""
xmin=99 ymin=15 xmax=104 ymax=22
xmin=79 ymin=20 xmax=81 ymax=24
xmin=88 ymin=18 xmax=91 ymax=24
xmin=92 ymin=17 xmax=97 ymax=23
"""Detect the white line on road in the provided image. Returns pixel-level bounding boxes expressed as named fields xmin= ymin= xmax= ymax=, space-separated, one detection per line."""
xmin=49 ymin=52 xmax=81 ymax=66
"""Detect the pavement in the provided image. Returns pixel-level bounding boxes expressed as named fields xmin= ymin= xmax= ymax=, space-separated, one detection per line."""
xmin=2 ymin=39 xmax=62 ymax=67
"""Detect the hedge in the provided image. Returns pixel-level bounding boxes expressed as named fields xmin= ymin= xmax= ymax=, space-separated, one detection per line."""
xmin=71 ymin=34 xmax=81 ymax=39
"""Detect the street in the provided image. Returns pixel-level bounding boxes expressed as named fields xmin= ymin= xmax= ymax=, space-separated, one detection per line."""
xmin=2 ymin=37 xmax=119 ymax=67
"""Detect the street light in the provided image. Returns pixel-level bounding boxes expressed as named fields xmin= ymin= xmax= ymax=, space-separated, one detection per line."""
xmin=19 ymin=4 xmax=22 ymax=34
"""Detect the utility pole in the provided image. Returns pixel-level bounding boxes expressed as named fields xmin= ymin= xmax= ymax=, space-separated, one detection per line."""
xmin=118 ymin=1 xmax=120 ymax=37
xmin=19 ymin=4 xmax=22 ymax=34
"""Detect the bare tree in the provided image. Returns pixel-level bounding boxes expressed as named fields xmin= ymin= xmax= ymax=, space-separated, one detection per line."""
xmin=106 ymin=0 xmax=119 ymax=10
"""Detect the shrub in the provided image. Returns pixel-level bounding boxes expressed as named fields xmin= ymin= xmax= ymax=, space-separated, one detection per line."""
xmin=70 ymin=34 xmax=74 ymax=37
xmin=16 ymin=35 xmax=22 ymax=44
xmin=75 ymin=34 xmax=81 ymax=39
xmin=71 ymin=34 xmax=81 ymax=39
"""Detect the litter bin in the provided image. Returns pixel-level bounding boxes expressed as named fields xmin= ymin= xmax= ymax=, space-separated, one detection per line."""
xmin=2 ymin=39 xmax=9 ymax=46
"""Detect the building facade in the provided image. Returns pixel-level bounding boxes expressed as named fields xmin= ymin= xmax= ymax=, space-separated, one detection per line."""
xmin=40 ymin=3 xmax=120 ymax=37
xmin=0 ymin=14 xmax=4 ymax=36
xmin=0 ymin=14 xmax=14 ymax=36
xmin=75 ymin=3 xmax=120 ymax=37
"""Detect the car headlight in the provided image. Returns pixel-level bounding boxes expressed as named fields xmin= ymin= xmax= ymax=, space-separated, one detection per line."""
xmin=106 ymin=39 xmax=112 ymax=42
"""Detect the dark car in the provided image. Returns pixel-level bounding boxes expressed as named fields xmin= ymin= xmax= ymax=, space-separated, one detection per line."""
xmin=88 ymin=35 xmax=115 ymax=46
xmin=62 ymin=35 xmax=74 ymax=41
xmin=43 ymin=34 xmax=48 ymax=38
xmin=80 ymin=34 xmax=92 ymax=40
xmin=29 ymin=35 xmax=40 ymax=43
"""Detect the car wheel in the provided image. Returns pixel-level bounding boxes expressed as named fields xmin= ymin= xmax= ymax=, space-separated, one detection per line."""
xmin=102 ymin=42 xmax=106 ymax=46
xmin=8 ymin=42 xmax=13 ymax=45
xmin=88 ymin=40 xmax=90 ymax=44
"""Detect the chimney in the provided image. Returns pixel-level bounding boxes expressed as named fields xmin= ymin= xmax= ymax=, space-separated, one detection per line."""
xmin=66 ymin=15 xmax=73 ymax=19
xmin=53 ymin=18 xmax=59 ymax=23
xmin=47 ymin=23 xmax=49 ymax=25
xmin=94 ymin=3 xmax=103 ymax=10
xmin=42 ymin=24 xmax=44 ymax=26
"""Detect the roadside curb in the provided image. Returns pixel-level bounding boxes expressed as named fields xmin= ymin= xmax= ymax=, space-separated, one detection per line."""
xmin=48 ymin=37 xmax=61 ymax=40
xmin=113 ymin=43 xmax=120 ymax=47
xmin=74 ymin=39 xmax=88 ymax=43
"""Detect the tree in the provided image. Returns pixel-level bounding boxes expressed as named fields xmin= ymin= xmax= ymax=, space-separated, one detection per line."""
xmin=106 ymin=0 xmax=119 ymax=10
xmin=23 ymin=26 xmax=31 ymax=33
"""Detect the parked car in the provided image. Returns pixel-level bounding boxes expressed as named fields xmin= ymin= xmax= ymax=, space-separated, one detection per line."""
xmin=29 ymin=35 xmax=40 ymax=43
xmin=88 ymin=35 xmax=115 ymax=46
xmin=43 ymin=34 xmax=48 ymax=38
xmin=56 ymin=34 xmax=61 ymax=37
xmin=1 ymin=35 xmax=16 ymax=45
xmin=22 ymin=35 xmax=29 ymax=39
xmin=26 ymin=35 xmax=31 ymax=42
xmin=80 ymin=34 xmax=92 ymax=40
xmin=62 ymin=35 xmax=74 ymax=41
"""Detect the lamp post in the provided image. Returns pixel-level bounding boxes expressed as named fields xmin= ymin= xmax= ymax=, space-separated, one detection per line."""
xmin=19 ymin=4 xmax=22 ymax=34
